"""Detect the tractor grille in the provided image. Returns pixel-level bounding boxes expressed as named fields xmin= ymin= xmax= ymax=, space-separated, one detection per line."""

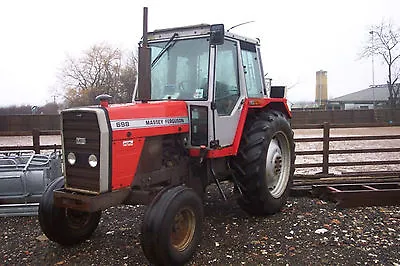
xmin=62 ymin=110 xmax=101 ymax=193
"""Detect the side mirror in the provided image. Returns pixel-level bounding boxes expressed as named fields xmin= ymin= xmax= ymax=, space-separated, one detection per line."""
xmin=210 ymin=24 xmax=224 ymax=45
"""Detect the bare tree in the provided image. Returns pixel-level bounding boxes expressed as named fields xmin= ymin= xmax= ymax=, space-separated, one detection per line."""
xmin=362 ymin=21 xmax=400 ymax=107
xmin=59 ymin=43 xmax=137 ymax=107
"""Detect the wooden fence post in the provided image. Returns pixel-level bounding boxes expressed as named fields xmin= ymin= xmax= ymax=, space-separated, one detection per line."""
xmin=32 ymin=128 xmax=40 ymax=154
xmin=322 ymin=122 xmax=330 ymax=175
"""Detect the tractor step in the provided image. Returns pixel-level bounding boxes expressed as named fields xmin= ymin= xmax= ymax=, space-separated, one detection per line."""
xmin=311 ymin=183 xmax=400 ymax=208
xmin=0 ymin=203 xmax=38 ymax=217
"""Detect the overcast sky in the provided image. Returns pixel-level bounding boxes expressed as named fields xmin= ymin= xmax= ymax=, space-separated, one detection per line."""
xmin=1 ymin=0 xmax=399 ymax=107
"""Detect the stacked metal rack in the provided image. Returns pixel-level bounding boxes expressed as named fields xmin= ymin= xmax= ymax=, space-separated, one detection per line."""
xmin=0 ymin=150 xmax=62 ymax=216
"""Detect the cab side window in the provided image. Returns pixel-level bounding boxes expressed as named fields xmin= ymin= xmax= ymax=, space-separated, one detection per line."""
xmin=241 ymin=42 xmax=263 ymax=98
xmin=215 ymin=40 xmax=240 ymax=115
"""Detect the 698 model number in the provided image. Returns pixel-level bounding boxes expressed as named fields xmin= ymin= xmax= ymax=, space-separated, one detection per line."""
xmin=115 ymin=121 xmax=130 ymax=128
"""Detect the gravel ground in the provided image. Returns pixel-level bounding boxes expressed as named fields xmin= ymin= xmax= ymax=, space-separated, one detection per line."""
xmin=1 ymin=184 xmax=399 ymax=266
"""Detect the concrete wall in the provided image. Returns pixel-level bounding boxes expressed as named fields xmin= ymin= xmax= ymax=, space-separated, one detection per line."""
xmin=1 ymin=109 xmax=399 ymax=131
xmin=291 ymin=109 xmax=400 ymax=125
xmin=0 ymin=115 xmax=60 ymax=131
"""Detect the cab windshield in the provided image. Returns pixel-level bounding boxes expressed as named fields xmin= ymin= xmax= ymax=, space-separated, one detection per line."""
xmin=149 ymin=37 xmax=209 ymax=100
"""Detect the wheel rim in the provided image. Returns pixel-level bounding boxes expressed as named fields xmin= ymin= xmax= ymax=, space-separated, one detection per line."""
xmin=265 ymin=131 xmax=291 ymax=198
xmin=171 ymin=207 xmax=196 ymax=252
xmin=65 ymin=209 xmax=91 ymax=229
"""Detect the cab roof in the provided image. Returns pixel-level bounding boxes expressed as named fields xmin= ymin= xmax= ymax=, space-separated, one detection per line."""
xmin=148 ymin=24 xmax=260 ymax=45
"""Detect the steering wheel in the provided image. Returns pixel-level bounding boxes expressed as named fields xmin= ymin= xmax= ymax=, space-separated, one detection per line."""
xmin=178 ymin=80 xmax=191 ymax=91
xmin=177 ymin=80 xmax=194 ymax=99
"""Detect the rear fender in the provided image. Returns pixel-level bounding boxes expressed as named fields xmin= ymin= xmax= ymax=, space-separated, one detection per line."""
xmin=248 ymin=98 xmax=291 ymax=118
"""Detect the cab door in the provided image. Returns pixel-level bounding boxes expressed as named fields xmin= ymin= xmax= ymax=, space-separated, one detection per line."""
xmin=211 ymin=39 xmax=245 ymax=147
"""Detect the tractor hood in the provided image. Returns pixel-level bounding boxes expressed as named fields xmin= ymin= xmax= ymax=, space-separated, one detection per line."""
xmin=106 ymin=101 xmax=189 ymax=140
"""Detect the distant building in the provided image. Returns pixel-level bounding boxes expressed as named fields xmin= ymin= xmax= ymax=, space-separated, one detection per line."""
xmin=328 ymin=84 xmax=391 ymax=110
xmin=315 ymin=70 xmax=328 ymax=106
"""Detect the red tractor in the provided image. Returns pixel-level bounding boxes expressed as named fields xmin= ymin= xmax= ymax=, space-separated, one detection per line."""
xmin=39 ymin=8 xmax=295 ymax=265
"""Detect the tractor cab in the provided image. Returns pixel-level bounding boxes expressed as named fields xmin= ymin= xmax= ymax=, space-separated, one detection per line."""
xmin=135 ymin=24 xmax=268 ymax=149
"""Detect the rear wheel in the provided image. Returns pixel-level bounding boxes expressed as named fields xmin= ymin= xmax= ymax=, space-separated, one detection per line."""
xmin=233 ymin=111 xmax=295 ymax=215
xmin=141 ymin=186 xmax=203 ymax=265
xmin=38 ymin=177 xmax=101 ymax=245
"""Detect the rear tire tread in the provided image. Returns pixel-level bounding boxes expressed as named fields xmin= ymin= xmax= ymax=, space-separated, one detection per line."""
xmin=233 ymin=111 xmax=295 ymax=215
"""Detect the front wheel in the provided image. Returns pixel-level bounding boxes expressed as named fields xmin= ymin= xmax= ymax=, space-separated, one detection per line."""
xmin=141 ymin=186 xmax=204 ymax=265
xmin=38 ymin=177 xmax=101 ymax=245
xmin=233 ymin=110 xmax=295 ymax=215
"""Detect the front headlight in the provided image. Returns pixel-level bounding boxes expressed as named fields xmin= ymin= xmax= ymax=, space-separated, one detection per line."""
xmin=67 ymin=152 xmax=76 ymax=165
xmin=88 ymin=154 xmax=98 ymax=168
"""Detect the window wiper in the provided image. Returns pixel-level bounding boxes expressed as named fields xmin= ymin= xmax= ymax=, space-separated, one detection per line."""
xmin=151 ymin=33 xmax=178 ymax=68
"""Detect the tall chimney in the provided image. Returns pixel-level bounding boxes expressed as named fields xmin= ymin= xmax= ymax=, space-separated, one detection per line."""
xmin=315 ymin=70 xmax=328 ymax=106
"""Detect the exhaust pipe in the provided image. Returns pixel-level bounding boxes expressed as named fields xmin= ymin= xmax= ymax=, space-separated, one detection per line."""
xmin=137 ymin=7 xmax=151 ymax=102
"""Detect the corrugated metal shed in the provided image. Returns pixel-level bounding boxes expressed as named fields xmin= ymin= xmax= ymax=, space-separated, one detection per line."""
xmin=331 ymin=85 xmax=390 ymax=102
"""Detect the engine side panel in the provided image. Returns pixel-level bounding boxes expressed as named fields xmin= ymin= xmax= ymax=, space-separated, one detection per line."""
xmin=107 ymin=101 xmax=190 ymax=190
xmin=111 ymin=137 xmax=145 ymax=190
